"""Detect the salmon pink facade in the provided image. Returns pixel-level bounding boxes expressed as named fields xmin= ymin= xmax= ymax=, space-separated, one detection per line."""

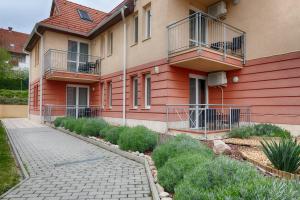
xmin=26 ymin=0 xmax=300 ymax=136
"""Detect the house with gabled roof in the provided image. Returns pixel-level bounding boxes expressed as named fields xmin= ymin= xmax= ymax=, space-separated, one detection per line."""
xmin=25 ymin=0 xmax=300 ymax=136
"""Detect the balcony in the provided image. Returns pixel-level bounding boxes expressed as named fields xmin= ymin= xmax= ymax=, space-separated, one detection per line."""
xmin=167 ymin=11 xmax=246 ymax=72
xmin=44 ymin=49 xmax=101 ymax=83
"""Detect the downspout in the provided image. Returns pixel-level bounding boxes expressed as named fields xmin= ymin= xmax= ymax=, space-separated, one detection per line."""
xmin=35 ymin=28 xmax=44 ymax=122
xmin=121 ymin=6 xmax=127 ymax=126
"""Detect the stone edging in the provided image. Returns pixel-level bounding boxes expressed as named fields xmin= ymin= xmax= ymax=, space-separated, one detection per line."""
xmin=240 ymin=151 xmax=300 ymax=181
xmin=0 ymin=121 xmax=30 ymax=199
xmin=54 ymin=126 xmax=161 ymax=200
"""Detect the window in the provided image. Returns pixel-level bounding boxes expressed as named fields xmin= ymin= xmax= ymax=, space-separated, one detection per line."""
xmin=35 ymin=41 xmax=40 ymax=67
xmin=132 ymin=76 xmax=138 ymax=108
xmin=33 ymin=85 xmax=38 ymax=110
xmin=67 ymin=40 xmax=89 ymax=72
xmin=107 ymin=32 xmax=113 ymax=56
xmin=145 ymin=74 xmax=151 ymax=108
xmin=144 ymin=6 xmax=152 ymax=39
xmin=108 ymin=81 xmax=112 ymax=108
xmin=133 ymin=14 xmax=139 ymax=44
xmin=100 ymin=36 xmax=105 ymax=59
xmin=101 ymin=83 xmax=105 ymax=109
xmin=78 ymin=9 xmax=92 ymax=21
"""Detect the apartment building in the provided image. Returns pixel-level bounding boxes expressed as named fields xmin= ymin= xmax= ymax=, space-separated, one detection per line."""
xmin=25 ymin=0 xmax=300 ymax=136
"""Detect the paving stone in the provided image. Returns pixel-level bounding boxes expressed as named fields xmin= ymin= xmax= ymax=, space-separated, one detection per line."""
xmin=1 ymin=119 xmax=152 ymax=200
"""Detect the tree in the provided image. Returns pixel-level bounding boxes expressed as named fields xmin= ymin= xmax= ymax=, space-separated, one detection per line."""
xmin=0 ymin=48 xmax=13 ymax=77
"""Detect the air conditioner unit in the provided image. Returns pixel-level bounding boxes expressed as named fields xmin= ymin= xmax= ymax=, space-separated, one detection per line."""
xmin=208 ymin=1 xmax=227 ymax=18
xmin=208 ymin=72 xmax=227 ymax=87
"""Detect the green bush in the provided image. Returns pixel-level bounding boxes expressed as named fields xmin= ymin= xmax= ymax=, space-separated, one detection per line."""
xmin=158 ymin=153 xmax=212 ymax=193
xmin=261 ymin=138 xmax=300 ymax=173
xmin=118 ymin=126 xmax=157 ymax=153
xmin=0 ymin=89 xmax=28 ymax=105
xmin=229 ymin=124 xmax=291 ymax=139
xmin=152 ymin=135 xmax=213 ymax=168
xmin=81 ymin=119 xmax=108 ymax=137
xmin=99 ymin=125 xmax=113 ymax=138
xmin=174 ymin=156 xmax=299 ymax=200
xmin=54 ymin=117 xmax=65 ymax=127
xmin=63 ymin=118 xmax=77 ymax=132
xmin=105 ymin=126 xmax=128 ymax=145
xmin=73 ymin=118 xmax=88 ymax=134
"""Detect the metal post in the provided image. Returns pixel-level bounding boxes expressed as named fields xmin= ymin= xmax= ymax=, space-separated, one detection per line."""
xmin=229 ymin=107 xmax=232 ymax=131
xmin=204 ymin=107 xmax=207 ymax=139
xmin=223 ymin=24 xmax=227 ymax=60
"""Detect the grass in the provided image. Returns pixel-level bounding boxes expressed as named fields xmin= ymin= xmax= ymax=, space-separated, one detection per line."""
xmin=0 ymin=122 xmax=20 ymax=195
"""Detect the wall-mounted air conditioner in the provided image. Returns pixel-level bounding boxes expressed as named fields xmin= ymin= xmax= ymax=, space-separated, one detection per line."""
xmin=208 ymin=72 xmax=227 ymax=86
xmin=208 ymin=1 xmax=227 ymax=18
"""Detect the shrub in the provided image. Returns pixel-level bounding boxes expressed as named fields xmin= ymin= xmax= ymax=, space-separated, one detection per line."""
xmin=174 ymin=156 xmax=299 ymax=200
xmin=261 ymin=138 xmax=300 ymax=173
xmin=81 ymin=119 xmax=108 ymax=137
xmin=73 ymin=118 xmax=88 ymax=134
xmin=105 ymin=126 xmax=128 ymax=145
xmin=152 ymin=135 xmax=213 ymax=168
xmin=99 ymin=125 xmax=113 ymax=138
xmin=54 ymin=117 xmax=65 ymax=127
xmin=63 ymin=118 xmax=77 ymax=132
xmin=158 ymin=153 xmax=212 ymax=193
xmin=229 ymin=124 xmax=291 ymax=139
xmin=118 ymin=126 xmax=157 ymax=152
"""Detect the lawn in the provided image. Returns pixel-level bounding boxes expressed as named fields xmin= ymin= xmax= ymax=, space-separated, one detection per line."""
xmin=0 ymin=121 xmax=20 ymax=195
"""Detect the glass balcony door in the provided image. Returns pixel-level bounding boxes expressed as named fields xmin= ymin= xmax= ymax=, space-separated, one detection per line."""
xmin=67 ymin=40 xmax=89 ymax=72
xmin=66 ymin=85 xmax=89 ymax=118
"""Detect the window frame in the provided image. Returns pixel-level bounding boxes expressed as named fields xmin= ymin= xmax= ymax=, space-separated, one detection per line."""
xmin=101 ymin=82 xmax=105 ymax=109
xmin=144 ymin=6 xmax=152 ymax=39
xmin=144 ymin=74 xmax=151 ymax=109
xmin=108 ymin=81 xmax=112 ymax=109
xmin=77 ymin=9 xmax=92 ymax=21
xmin=107 ymin=31 xmax=113 ymax=56
xmin=100 ymin=36 xmax=105 ymax=59
xmin=132 ymin=76 xmax=139 ymax=108
xmin=35 ymin=42 xmax=40 ymax=67
xmin=133 ymin=14 xmax=139 ymax=44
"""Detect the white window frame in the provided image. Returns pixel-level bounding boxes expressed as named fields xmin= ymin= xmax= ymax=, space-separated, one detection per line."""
xmin=132 ymin=76 xmax=138 ymax=108
xmin=144 ymin=74 xmax=151 ymax=109
xmin=101 ymin=83 xmax=105 ymax=109
xmin=108 ymin=81 xmax=112 ymax=109
xmin=67 ymin=40 xmax=89 ymax=72
xmin=107 ymin=32 xmax=113 ymax=56
xmin=133 ymin=14 xmax=139 ymax=44
xmin=144 ymin=6 xmax=152 ymax=39
xmin=100 ymin=36 xmax=105 ymax=59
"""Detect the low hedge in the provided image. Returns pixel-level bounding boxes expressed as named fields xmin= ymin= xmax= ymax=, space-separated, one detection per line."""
xmin=174 ymin=156 xmax=299 ymax=200
xmin=54 ymin=117 xmax=64 ymax=127
xmin=118 ymin=126 xmax=157 ymax=153
xmin=104 ymin=126 xmax=128 ymax=145
xmin=81 ymin=119 xmax=108 ymax=137
xmin=152 ymin=135 xmax=213 ymax=168
xmin=158 ymin=153 xmax=212 ymax=193
xmin=229 ymin=124 xmax=291 ymax=139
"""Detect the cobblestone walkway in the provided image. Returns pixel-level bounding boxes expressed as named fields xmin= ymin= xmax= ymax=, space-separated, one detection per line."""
xmin=1 ymin=119 xmax=151 ymax=200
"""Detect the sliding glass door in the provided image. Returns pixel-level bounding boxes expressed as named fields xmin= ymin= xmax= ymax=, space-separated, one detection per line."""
xmin=66 ymin=85 xmax=89 ymax=118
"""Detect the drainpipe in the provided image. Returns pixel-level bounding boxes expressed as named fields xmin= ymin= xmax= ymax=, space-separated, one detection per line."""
xmin=35 ymin=28 xmax=44 ymax=122
xmin=121 ymin=6 xmax=127 ymax=126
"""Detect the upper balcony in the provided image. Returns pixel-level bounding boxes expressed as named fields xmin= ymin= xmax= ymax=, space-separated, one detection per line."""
xmin=43 ymin=49 xmax=101 ymax=83
xmin=167 ymin=11 xmax=246 ymax=72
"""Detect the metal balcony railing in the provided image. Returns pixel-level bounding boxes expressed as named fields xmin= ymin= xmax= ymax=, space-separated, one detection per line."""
xmin=166 ymin=104 xmax=251 ymax=137
xmin=167 ymin=11 xmax=246 ymax=62
xmin=44 ymin=105 xmax=102 ymax=122
xmin=44 ymin=49 xmax=101 ymax=75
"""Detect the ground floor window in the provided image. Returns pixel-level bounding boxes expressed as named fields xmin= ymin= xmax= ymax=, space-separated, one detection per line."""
xmin=33 ymin=85 xmax=38 ymax=110
xmin=144 ymin=74 xmax=151 ymax=108
xmin=108 ymin=81 xmax=112 ymax=108
xmin=132 ymin=76 xmax=138 ymax=108
xmin=101 ymin=83 xmax=105 ymax=109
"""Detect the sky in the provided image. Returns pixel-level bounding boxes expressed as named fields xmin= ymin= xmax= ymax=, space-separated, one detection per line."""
xmin=0 ymin=0 xmax=123 ymax=34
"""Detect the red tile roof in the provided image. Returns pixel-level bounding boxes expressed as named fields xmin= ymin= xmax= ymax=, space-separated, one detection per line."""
xmin=40 ymin=0 xmax=107 ymax=35
xmin=0 ymin=28 xmax=29 ymax=54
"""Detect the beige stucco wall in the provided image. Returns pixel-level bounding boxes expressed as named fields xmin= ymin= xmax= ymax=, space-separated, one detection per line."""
xmin=0 ymin=105 xmax=28 ymax=118
xmin=30 ymin=40 xmax=41 ymax=82
xmin=224 ymin=0 xmax=300 ymax=60
xmin=29 ymin=0 xmax=300 ymax=79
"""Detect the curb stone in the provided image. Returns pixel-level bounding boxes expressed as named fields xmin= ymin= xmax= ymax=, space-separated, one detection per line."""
xmin=53 ymin=125 xmax=160 ymax=200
